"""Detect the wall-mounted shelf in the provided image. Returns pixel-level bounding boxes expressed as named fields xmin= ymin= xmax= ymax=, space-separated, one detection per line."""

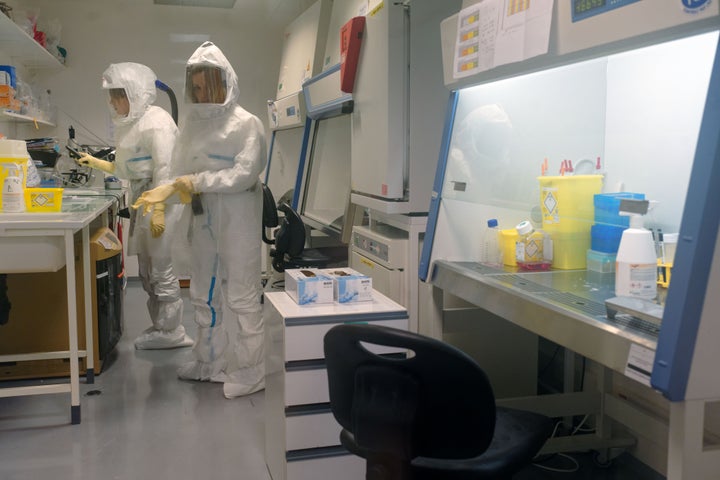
xmin=0 ymin=13 xmax=63 ymax=70
xmin=1 ymin=110 xmax=55 ymax=127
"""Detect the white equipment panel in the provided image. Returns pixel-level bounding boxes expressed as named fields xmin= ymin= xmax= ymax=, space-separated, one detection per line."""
xmin=350 ymin=224 xmax=410 ymax=315
xmin=275 ymin=0 xmax=332 ymax=99
xmin=442 ymin=0 xmax=719 ymax=88
xmin=351 ymin=224 xmax=408 ymax=270
xmin=326 ymin=0 xmax=459 ymax=214
xmin=268 ymin=92 xmax=305 ymax=131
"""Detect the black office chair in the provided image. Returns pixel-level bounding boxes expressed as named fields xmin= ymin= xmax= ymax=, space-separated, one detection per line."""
xmin=260 ymin=182 xmax=347 ymax=273
xmin=270 ymin=202 xmax=346 ymax=272
xmin=262 ymin=183 xmax=279 ymax=245
xmin=324 ymin=324 xmax=553 ymax=480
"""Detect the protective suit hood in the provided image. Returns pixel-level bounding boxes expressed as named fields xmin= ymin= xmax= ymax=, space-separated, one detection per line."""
xmin=102 ymin=62 xmax=157 ymax=126
xmin=184 ymin=41 xmax=239 ymax=120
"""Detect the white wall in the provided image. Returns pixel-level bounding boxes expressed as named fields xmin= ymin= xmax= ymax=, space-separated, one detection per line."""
xmin=3 ymin=0 xmax=288 ymax=145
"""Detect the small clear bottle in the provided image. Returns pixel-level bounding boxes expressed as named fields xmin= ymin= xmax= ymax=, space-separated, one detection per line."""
xmin=483 ymin=219 xmax=502 ymax=267
xmin=515 ymin=220 xmax=550 ymax=270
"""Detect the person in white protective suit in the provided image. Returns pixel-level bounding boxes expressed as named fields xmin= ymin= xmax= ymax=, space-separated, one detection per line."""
xmin=133 ymin=42 xmax=267 ymax=398
xmin=77 ymin=62 xmax=193 ymax=350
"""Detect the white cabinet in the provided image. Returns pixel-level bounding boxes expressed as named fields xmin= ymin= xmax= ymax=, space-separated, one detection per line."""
xmin=264 ymin=290 xmax=408 ymax=480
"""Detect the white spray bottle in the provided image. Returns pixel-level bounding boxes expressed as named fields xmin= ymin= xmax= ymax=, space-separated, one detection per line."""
xmin=615 ymin=199 xmax=656 ymax=300
xmin=2 ymin=163 xmax=25 ymax=213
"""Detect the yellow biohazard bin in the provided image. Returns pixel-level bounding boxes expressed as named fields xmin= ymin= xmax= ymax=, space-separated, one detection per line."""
xmin=538 ymin=174 xmax=602 ymax=269
xmin=538 ymin=175 xmax=603 ymax=234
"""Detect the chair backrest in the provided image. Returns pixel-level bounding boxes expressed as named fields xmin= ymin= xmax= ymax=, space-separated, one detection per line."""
xmin=262 ymin=183 xmax=279 ymax=245
xmin=274 ymin=202 xmax=306 ymax=257
xmin=269 ymin=202 xmax=311 ymax=272
xmin=324 ymin=324 xmax=497 ymax=461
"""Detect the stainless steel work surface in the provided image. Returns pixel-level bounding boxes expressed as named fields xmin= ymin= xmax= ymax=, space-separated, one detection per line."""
xmin=430 ymin=260 xmax=661 ymax=375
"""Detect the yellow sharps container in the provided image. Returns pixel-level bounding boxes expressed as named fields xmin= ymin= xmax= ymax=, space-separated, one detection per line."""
xmin=538 ymin=174 xmax=603 ymax=269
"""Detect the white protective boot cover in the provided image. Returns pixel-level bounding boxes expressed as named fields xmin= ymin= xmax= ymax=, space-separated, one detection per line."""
xmin=223 ymin=310 xmax=265 ymax=398
xmin=134 ymin=298 xmax=193 ymax=349
xmin=177 ymin=325 xmax=229 ymax=381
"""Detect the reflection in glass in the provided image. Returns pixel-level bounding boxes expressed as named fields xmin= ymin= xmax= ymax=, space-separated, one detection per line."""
xmin=266 ymin=127 xmax=304 ymax=205
xmin=300 ymin=114 xmax=351 ymax=236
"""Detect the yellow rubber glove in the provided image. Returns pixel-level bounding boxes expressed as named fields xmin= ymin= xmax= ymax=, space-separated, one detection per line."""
xmin=76 ymin=154 xmax=115 ymax=174
xmin=132 ymin=184 xmax=177 ymax=215
xmin=178 ymin=190 xmax=192 ymax=204
xmin=173 ymin=175 xmax=195 ymax=194
xmin=150 ymin=203 xmax=166 ymax=238
xmin=173 ymin=176 xmax=194 ymax=205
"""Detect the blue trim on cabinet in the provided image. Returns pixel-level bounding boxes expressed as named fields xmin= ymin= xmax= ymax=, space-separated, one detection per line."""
xmin=419 ymin=91 xmax=459 ymax=282
xmin=264 ymin=130 xmax=276 ymax=185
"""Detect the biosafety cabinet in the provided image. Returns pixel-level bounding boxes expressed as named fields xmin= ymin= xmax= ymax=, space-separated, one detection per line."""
xmin=421 ymin=1 xmax=720 ymax=478
xmin=320 ymin=0 xmax=454 ymax=215
xmin=312 ymin=0 xmax=463 ymax=334
xmin=265 ymin=0 xmax=332 ymax=206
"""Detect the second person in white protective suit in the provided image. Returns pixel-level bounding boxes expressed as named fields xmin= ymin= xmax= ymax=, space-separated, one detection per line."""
xmin=77 ymin=63 xmax=193 ymax=350
xmin=134 ymin=42 xmax=267 ymax=398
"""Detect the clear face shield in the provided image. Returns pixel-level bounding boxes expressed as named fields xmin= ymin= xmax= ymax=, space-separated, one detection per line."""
xmin=186 ymin=66 xmax=228 ymax=105
xmin=108 ymin=88 xmax=130 ymax=118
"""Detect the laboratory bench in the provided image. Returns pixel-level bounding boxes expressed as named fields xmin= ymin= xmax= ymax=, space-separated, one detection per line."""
xmin=0 ymin=187 xmax=124 ymax=424
xmin=429 ymin=261 xmax=662 ymax=376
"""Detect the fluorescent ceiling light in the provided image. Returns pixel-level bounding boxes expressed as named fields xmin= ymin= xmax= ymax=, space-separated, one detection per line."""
xmin=154 ymin=0 xmax=237 ymax=8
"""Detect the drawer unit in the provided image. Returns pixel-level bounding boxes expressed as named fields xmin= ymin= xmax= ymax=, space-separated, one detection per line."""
xmin=265 ymin=290 xmax=408 ymax=480
xmin=285 ymin=367 xmax=329 ymax=405
xmin=286 ymin=448 xmax=366 ymax=480
xmin=286 ymin=409 xmax=340 ymax=450
xmin=285 ymin=318 xmax=408 ymax=361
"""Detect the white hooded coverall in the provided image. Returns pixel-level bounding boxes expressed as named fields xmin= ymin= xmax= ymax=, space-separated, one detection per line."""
xmin=173 ymin=43 xmax=267 ymax=398
xmin=102 ymin=63 xmax=192 ymax=349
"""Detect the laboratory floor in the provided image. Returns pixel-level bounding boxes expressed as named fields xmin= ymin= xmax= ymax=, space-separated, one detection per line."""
xmin=0 ymin=279 xmax=665 ymax=480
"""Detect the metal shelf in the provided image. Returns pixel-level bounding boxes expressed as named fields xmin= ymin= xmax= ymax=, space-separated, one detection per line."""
xmin=0 ymin=13 xmax=63 ymax=69
xmin=0 ymin=110 xmax=55 ymax=127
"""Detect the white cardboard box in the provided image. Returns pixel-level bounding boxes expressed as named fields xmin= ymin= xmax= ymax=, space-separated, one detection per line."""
xmin=284 ymin=269 xmax=334 ymax=305
xmin=321 ymin=268 xmax=373 ymax=303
